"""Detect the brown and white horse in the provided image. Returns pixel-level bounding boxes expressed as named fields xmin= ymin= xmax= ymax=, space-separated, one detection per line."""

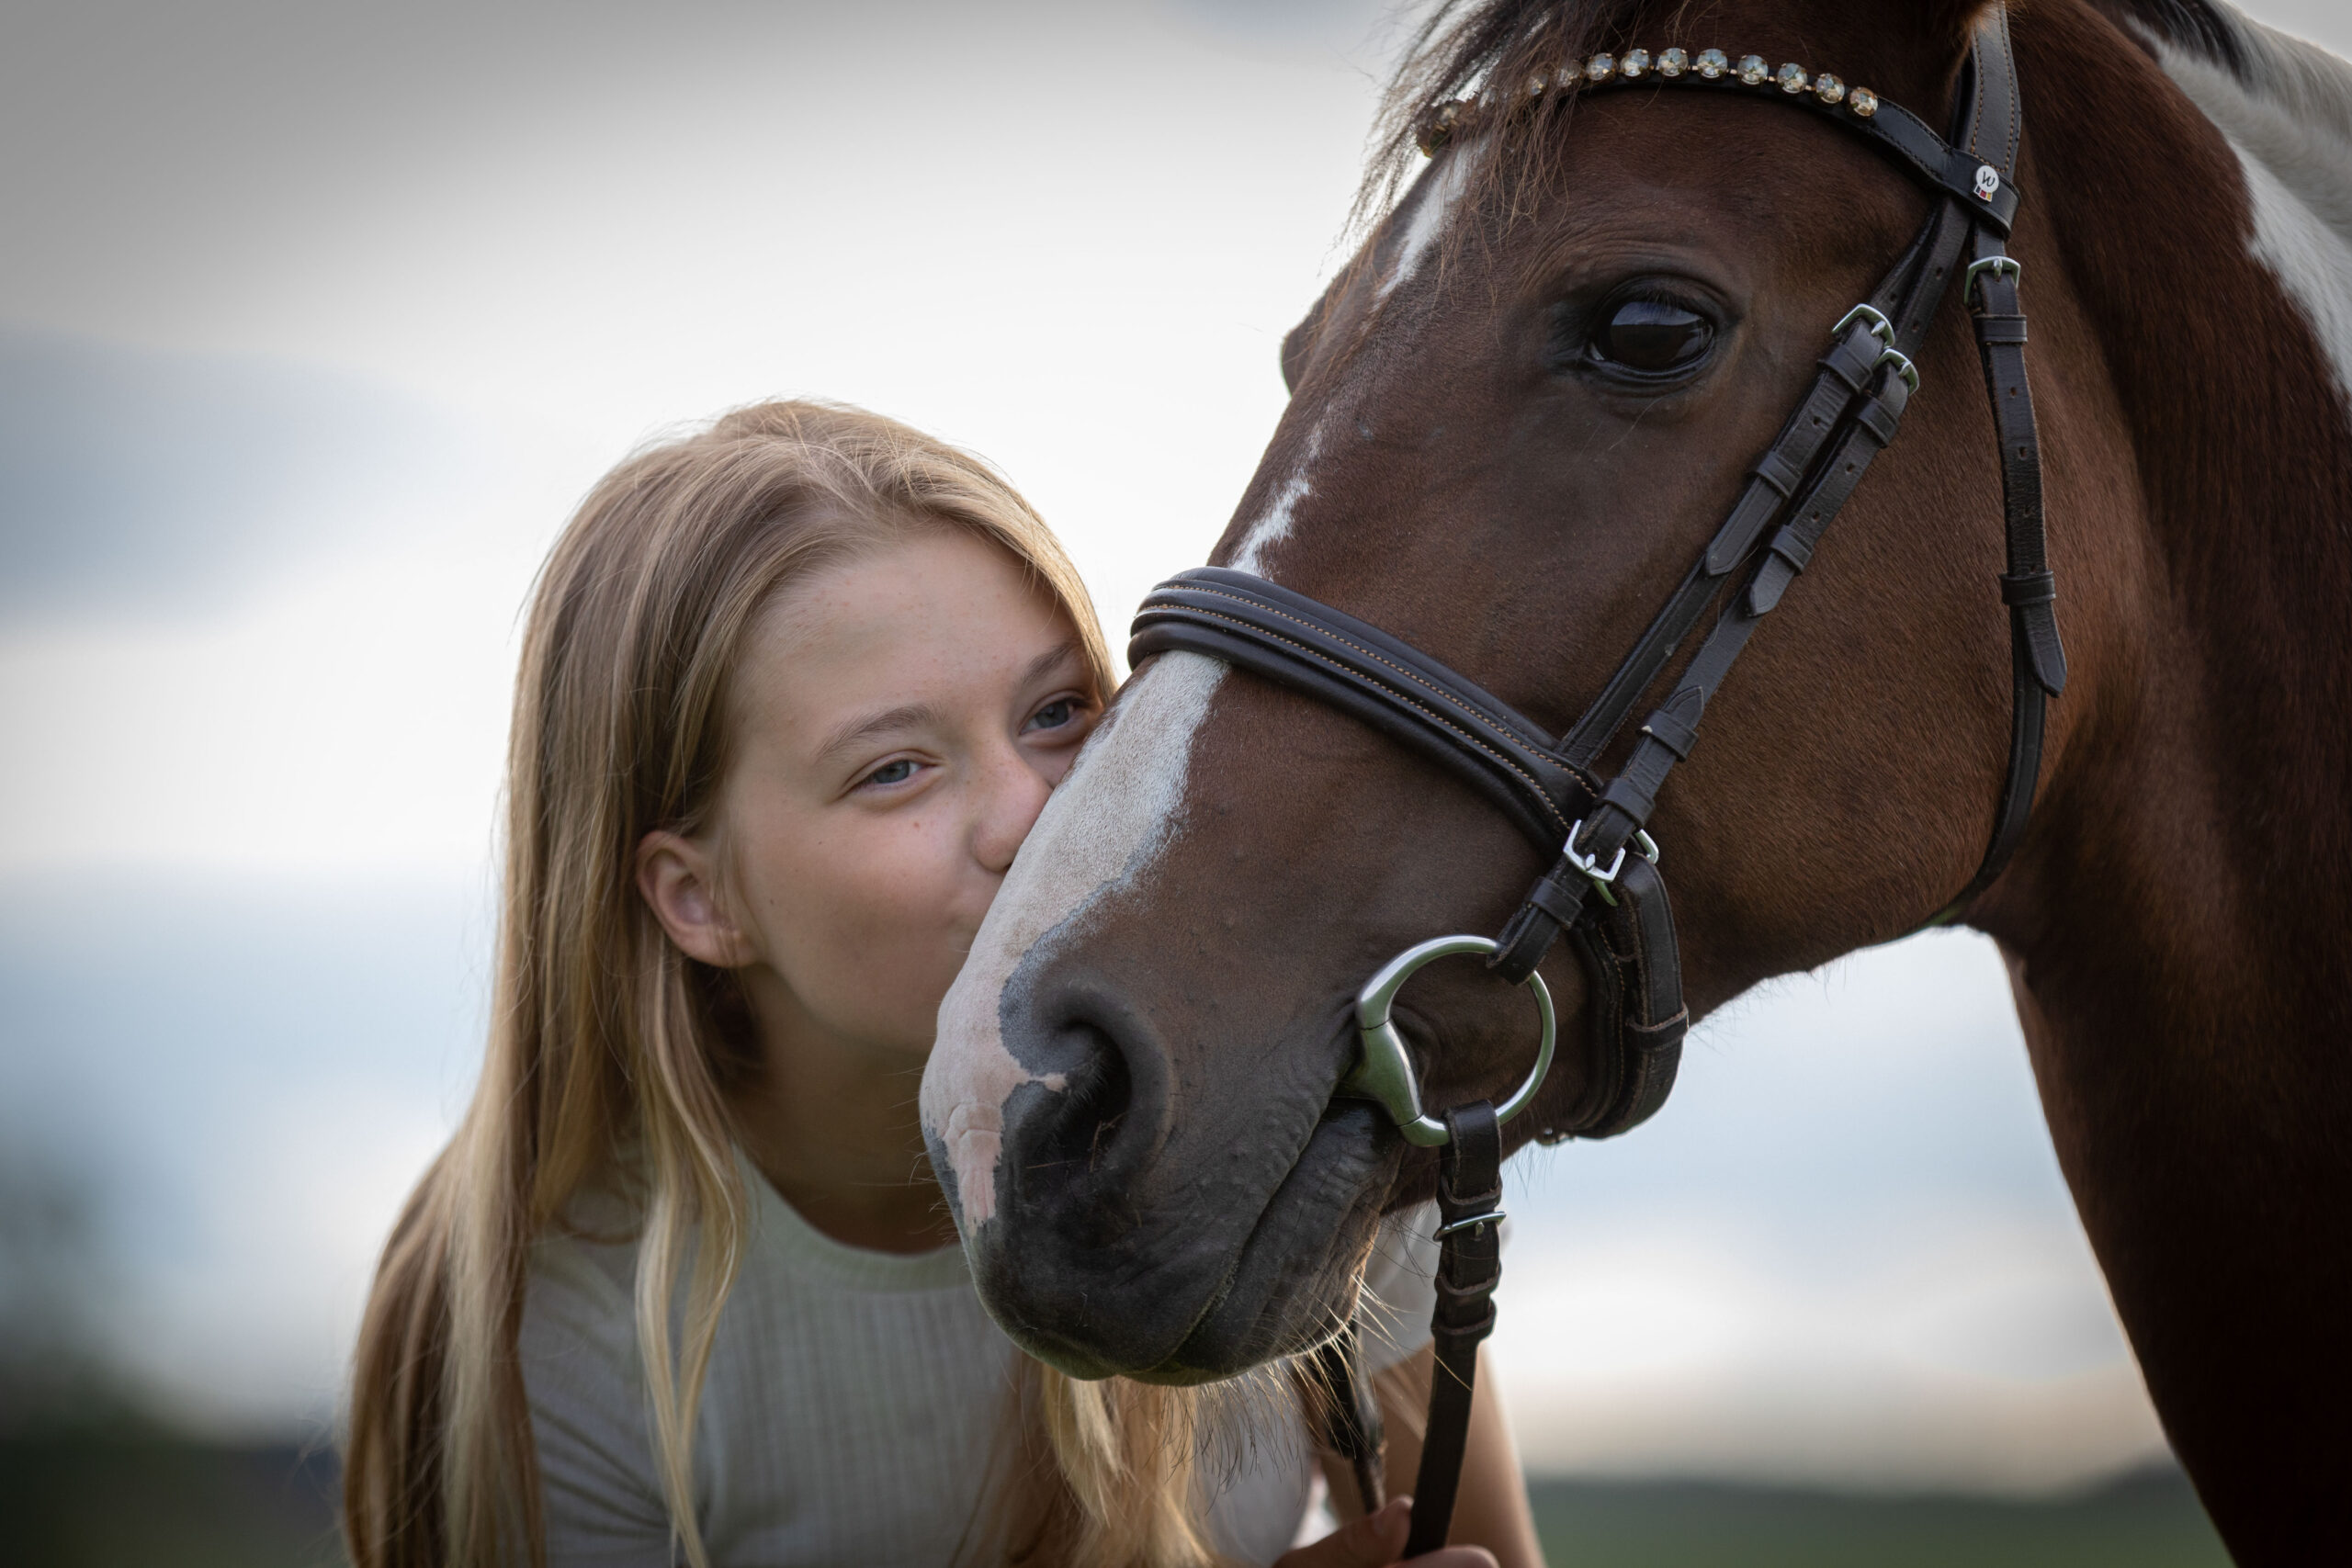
xmin=922 ymin=1 xmax=2352 ymax=1558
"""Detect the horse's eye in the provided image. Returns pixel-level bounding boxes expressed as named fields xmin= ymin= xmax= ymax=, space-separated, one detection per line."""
xmin=1593 ymin=299 xmax=1713 ymax=374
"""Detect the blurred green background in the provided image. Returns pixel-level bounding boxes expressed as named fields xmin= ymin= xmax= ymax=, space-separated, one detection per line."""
xmin=1526 ymin=1472 xmax=2230 ymax=1567
xmin=0 ymin=1434 xmax=2233 ymax=1567
xmin=0 ymin=1433 xmax=342 ymax=1568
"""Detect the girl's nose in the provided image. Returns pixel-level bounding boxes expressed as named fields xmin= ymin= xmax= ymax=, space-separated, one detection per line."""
xmin=971 ymin=746 xmax=1053 ymax=875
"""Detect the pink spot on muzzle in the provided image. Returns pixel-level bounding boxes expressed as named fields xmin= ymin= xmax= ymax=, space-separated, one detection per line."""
xmin=943 ymin=1101 xmax=1003 ymax=1227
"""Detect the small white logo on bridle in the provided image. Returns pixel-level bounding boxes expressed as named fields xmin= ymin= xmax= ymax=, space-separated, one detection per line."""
xmin=1973 ymin=164 xmax=2001 ymax=200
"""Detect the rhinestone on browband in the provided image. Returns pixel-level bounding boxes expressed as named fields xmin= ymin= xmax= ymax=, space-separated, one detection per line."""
xmin=1414 ymin=45 xmax=1885 ymax=153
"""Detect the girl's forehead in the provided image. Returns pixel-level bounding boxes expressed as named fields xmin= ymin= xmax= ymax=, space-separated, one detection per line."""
xmin=734 ymin=531 xmax=1073 ymax=730
xmin=758 ymin=530 xmax=1055 ymax=660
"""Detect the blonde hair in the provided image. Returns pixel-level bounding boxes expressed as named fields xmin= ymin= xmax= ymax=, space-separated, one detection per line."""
xmin=339 ymin=399 xmax=1225 ymax=1568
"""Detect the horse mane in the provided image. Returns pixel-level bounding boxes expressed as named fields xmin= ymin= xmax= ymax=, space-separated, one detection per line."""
xmin=2111 ymin=1 xmax=2352 ymax=400
xmin=2109 ymin=0 xmax=2248 ymax=71
xmin=2111 ymin=0 xmax=2352 ymax=241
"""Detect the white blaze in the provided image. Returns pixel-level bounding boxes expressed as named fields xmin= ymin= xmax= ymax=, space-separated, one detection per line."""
xmin=1229 ymin=143 xmax=1477 ymax=581
xmin=1230 ymin=145 xmax=1475 ymax=580
xmin=1229 ymin=418 xmax=1324 ymax=576
xmin=1379 ymin=149 xmax=1471 ymax=302
xmin=922 ymin=652 xmax=1226 ymax=1226
xmin=922 ymin=132 xmax=1483 ymax=1228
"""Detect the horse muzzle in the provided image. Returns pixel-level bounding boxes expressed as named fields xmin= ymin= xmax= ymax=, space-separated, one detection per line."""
xmin=930 ymin=949 xmax=1398 ymax=1382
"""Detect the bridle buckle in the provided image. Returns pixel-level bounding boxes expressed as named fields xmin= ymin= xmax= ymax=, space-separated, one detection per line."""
xmin=1833 ymin=302 xmax=1895 ymax=346
xmin=1434 ymin=1208 xmax=1507 ymax=1240
xmin=1563 ymin=818 xmax=1661 ymax=907
xmin=1964 ymin=254 xmax=2023 ymax=306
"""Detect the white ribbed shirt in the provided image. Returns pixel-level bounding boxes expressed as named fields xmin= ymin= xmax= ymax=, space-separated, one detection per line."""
xmin=520 ymin=1156 xmax=1438 ymax=1567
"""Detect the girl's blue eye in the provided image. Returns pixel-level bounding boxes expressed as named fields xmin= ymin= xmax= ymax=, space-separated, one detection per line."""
xmin=1029 ymin=699 xmax=1075 ymax=731
xmin=865 ymin=760 xmax=916 ymax=787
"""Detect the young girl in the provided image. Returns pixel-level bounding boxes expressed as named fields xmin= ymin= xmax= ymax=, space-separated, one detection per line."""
xmin=340 ymin=400 xmax=1540 ymax=1567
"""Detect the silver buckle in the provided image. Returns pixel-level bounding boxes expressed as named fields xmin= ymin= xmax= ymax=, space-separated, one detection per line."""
xmin=1435 ymin=1209 xmax=1508 ymax=1240
xmin=1964 ymin=254 xmax=2022 ymax=306
xmin=1873 ymin=346 xmax=1920 ymax=394
xmin=1833 ymin=303 xmax=1894 ymax=347
xmin=1564 ymin=819 xmax=1660 ymax=907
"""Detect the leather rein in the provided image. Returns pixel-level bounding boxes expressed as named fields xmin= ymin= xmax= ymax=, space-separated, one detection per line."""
xmin=1127 ymin=9 xmax=2064 ymax=1552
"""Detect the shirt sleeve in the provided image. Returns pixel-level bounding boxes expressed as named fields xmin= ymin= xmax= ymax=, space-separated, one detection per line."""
xmin=1355 ymin=1201 xmax=1442 ymax=1375
xmin=519 ymin=1233 xmax=680 ymax=1568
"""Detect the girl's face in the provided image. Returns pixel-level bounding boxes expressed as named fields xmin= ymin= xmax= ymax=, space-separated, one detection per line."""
xmin=639 ymin=527 xmax=1101 ymax=1066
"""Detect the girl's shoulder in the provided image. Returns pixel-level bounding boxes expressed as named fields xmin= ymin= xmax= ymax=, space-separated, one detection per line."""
xmin=520 ymin=1152 xmax=1023 ymax=1562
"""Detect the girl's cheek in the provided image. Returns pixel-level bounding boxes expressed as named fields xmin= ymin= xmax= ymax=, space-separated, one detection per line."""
xmin=853 ymin=822 xmax=973 ymax=965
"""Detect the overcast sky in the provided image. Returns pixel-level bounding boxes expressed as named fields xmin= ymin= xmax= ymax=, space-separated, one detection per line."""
xmin=5 ymin=0 xmax=2345 ymax=1491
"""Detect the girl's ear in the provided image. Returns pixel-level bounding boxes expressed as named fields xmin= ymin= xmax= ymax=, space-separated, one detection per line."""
xmin=636 ymin=830 xmax=757 ymax=968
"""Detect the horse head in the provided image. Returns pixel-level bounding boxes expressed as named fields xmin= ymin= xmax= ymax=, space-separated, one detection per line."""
xmin=920 ymin=0 xmax=2086 ymax=1385
xmin=922 ymin=34 xmax=2352 ymax=1568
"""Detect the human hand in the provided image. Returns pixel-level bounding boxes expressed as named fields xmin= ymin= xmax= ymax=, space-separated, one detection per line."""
xmin=1272 ymin=1497 xmax=1501 ymax=1568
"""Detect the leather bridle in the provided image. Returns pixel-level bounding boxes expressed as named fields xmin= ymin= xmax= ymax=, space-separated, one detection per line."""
xmin=1127 ymin=8 xmax=2064 ymax=1551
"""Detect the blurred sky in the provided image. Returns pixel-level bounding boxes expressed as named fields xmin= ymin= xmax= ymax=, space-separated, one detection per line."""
xmin=4 ymin=0 xmax=2346 ymax=1494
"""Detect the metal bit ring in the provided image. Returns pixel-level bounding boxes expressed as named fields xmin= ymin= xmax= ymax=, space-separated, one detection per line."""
xmin=1339 ymin=934 xmax=1555 ymax=1147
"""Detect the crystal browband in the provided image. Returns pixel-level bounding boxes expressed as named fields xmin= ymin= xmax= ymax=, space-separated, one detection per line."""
xmin=1418 ymin=47 xmax=1883 ymax=154
xmin=1409 ymin=42 xmax=2021 ymax=234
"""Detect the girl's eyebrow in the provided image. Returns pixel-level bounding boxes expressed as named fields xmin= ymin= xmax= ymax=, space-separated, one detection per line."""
xmin=813 ymin=643 xmax=1083 ymax=764
xmin=814 ymin=701 xmax=939 ymax=765
xmin=1020 ymin=639 xmax=1082 ymax=688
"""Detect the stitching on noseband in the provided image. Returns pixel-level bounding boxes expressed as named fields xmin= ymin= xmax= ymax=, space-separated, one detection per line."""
xmin=1170 ymin=604 xmax=1575 ymax=835
xmin=1181 ymin=583 xmax=1567 ymax=756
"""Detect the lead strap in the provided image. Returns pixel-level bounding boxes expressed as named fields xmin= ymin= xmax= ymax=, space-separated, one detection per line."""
xmin=1403 ymin=1100 xmax=1505 ymax=1557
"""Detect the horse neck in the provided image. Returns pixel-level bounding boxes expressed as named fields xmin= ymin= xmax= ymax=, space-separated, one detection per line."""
xmin=1978 ymin=7 xmax=2352 ymax=1549
xmin=2006 ymin=2 xmax=2352 ymax=1005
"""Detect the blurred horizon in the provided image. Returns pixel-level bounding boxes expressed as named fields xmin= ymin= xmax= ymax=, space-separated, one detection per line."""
xmin=5 ymin=0 xmax=2346 ymax=1517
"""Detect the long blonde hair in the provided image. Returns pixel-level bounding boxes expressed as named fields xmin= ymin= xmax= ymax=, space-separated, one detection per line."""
xmin=340 ymin=400 xmax=1223 ymax=1568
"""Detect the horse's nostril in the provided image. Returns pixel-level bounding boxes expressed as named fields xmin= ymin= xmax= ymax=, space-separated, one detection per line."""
xmin=989 ymin=970 xmax=1173 ymax=1251
xmin=1026 ymin=1020 xmax=1136 ymax=1187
